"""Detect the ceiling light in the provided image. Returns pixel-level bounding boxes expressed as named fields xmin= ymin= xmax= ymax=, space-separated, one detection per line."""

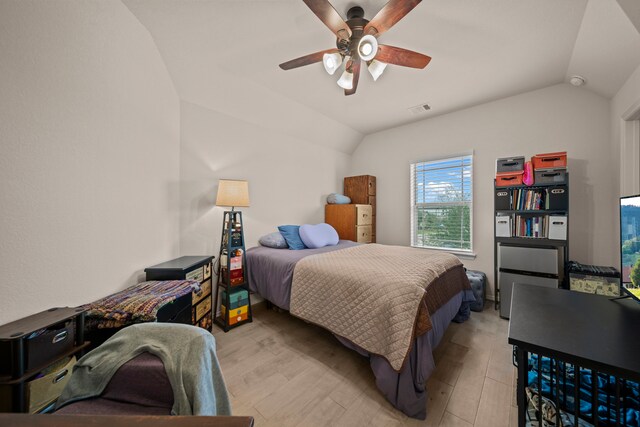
xmin=322 ymin=52 xmax=343 ymax=75
xmin=358 ymin=35 xmax=378 ymax=61
xmin=367 ymin=60 xmax=387 ymax=81
xmin=337 ymin=69 xmax=354 ymax=90
xmin=569 ymin=75 xmax=586 ymax=86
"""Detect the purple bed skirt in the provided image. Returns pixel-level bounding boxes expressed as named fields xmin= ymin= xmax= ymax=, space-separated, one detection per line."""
xmin=246 ymin=243 xmax=474 ymax=419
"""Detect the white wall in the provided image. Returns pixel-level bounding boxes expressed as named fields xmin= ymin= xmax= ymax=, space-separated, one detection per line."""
xmin=350 ymin=84 xmax=615 ymax=298
xmin=612 ymin=63 xmax=640 ymax=197
xmin=0 ymin=0 xmax=181 ymax=324
xmin=179 ymin=100 xmax=350 ymax=256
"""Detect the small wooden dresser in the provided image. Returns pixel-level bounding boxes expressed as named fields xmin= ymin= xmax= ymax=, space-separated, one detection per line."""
xmin=325 ymin=204 xmax=373 ymax=243
xmin=145 ymin=256 xmax=214 ymax=331
xmin=343 ymin=175 xmax=376 ymax=242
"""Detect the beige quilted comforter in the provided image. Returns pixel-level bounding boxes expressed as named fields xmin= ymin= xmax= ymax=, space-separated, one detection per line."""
xmin=290 ymin=244 xmax=468 ymax=371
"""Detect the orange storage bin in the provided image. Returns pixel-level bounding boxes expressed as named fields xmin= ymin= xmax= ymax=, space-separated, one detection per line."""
xmin=532 ymin=152 xmax=567 ymax=170
xmin=496 ymin=171 xmax=524 ymax=187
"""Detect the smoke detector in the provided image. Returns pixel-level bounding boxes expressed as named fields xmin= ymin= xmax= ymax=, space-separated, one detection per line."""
xmin=569 ymin=75 xmax=586 ymax=87
xmin=408 ymin=103 xmax=432 ymax=115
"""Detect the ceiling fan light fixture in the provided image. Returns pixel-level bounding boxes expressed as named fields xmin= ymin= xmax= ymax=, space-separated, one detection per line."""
xmin=367 ymin=60 xmax=387 ymax=81
xmin=358 ymin=35 xmax=378 ymax=61
xmin=322 ymin=52 xmax=343 ymax=75
xmin=337 ymin=69 xmax=354 ymax=90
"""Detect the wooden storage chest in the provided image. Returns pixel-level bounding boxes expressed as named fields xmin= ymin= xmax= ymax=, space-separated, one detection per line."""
xmin=325 ymin=204 xmax=373 ymax=243
xmin=344 ymin=175 xmax=376 ymax=242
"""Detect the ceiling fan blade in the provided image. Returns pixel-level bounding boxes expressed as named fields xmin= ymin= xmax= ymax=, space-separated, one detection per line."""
xmin=375 ymin=45 xmax=431 ymax=69
xmin=279 ymin=48 xmax=340 ymax=70
xmin=302 ymin=0 xmax=352 ymax=39
xmin=345 ymin=58 xmax=361 ymax=96
xmin=364 ymin=0 xmax=421 ymax=36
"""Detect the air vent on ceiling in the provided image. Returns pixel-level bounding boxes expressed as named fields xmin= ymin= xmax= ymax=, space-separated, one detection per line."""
xmin=408 ymin=103 xmax=431 ymax=115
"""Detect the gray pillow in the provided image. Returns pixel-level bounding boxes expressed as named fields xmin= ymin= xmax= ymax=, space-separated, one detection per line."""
xmin=259 ymin=232 xmax=288 ymax=249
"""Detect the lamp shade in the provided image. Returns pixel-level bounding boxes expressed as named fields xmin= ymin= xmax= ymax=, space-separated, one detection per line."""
xmin=358 ymin=35 xmax=378 ymax=61
xmin=367 ymin=60 xmax=387 ymax=81
xmin=215 ymin=179 xmax=250 ymax=207
xmin=323 ymin=52 xmax=343 ymax=75
xmin=337 ymin=69 xmax=354 ymax=90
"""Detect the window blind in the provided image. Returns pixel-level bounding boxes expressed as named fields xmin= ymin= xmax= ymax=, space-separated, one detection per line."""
xmin=410 ymin=155 xmax=473 ymax=251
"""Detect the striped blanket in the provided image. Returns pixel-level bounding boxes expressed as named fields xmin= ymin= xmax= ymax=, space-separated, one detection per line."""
xmin=83 ymin=280 xmax=200 ymax=330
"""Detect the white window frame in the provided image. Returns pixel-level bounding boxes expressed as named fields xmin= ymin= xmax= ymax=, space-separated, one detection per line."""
xmin=621 ymin=99 xmax=640 ymax=196
xmin=410 ymin=154 xmax=474 ymax=255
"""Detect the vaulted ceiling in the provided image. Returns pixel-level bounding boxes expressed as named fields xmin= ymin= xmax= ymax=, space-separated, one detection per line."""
xmin=123 ymin=0 xmax=640 ymax=152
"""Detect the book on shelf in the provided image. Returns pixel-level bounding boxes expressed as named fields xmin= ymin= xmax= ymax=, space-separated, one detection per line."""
xmin=510 ymin=188 xmax=550 ymax=211
xmin=512 ymin=215 xmax=549 ymax=238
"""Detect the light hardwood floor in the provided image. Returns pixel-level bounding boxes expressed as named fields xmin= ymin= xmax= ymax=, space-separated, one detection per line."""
xmin=213 ymin=304 xmax=518 ymax=426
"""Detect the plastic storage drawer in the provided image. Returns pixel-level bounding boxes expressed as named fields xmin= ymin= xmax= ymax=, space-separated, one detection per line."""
xmin=16 ymin=320 xmax=75 ymax=376
xmin=0 ymin=356 xmax=76 ymax=413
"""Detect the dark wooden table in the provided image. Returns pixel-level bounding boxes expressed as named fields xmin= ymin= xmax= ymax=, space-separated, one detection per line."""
xmin=0 ymin=414 xmax=254 ymax=427
xmin=508 ymin=284 xmax=640 ymax=426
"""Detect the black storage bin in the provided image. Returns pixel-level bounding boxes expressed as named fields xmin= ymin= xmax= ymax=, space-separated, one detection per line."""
xmin=0 ymin=319 xmax=76 ymax=378
xmin=497 ymin=156 xmax=525 ymax=172
xmin=23 ymin=320 xmax=75 ymax=374
xmin=534 ymin=168 xmax=567 ymax=185
xmin=495 ymin=189 xmax=511 ymax=210
xmin=546 ymin=185 xmax=568 ymax=210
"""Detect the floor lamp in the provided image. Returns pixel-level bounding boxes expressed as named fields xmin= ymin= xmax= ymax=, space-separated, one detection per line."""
xmin=213 ymin=179 xmax=252 ymax=331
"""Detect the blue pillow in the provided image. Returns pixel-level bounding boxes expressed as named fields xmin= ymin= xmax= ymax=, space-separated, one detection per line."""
xmin=259 ymin=232 xmax=288 ymax=249
xmin=277 ymin=225 xmax=307 ymax=250
xmin=327 ymin=193 xmax=351 ymax=204
xmin=299 ymin=223 xmax=339 ymax=249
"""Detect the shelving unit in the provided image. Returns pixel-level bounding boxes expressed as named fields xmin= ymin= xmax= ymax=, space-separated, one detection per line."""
xmin=494 ymin=175 xmax=569 ymax=312
xmin=213 ymin=210 xmax=252 ymax=332
xmin=0 ymin=307 xmax=89 ymax=413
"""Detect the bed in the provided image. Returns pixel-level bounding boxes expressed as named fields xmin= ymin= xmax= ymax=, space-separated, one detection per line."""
xmin=246 ymin=240 xmax=474 ymax=419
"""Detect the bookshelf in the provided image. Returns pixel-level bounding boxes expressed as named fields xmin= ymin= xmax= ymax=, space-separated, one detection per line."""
xmin=213 ymin=210 xmax=253 ymax=332
xmin=493 ymin=175 xmax=569 ymax=310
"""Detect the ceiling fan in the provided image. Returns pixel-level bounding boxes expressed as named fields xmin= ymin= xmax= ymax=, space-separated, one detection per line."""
xmin=279 ymin=0 xmax=431 ymax=96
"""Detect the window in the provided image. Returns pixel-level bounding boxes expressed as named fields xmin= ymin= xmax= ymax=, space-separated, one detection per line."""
xmin=410 ymin=155 xmax=473 ymax=252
